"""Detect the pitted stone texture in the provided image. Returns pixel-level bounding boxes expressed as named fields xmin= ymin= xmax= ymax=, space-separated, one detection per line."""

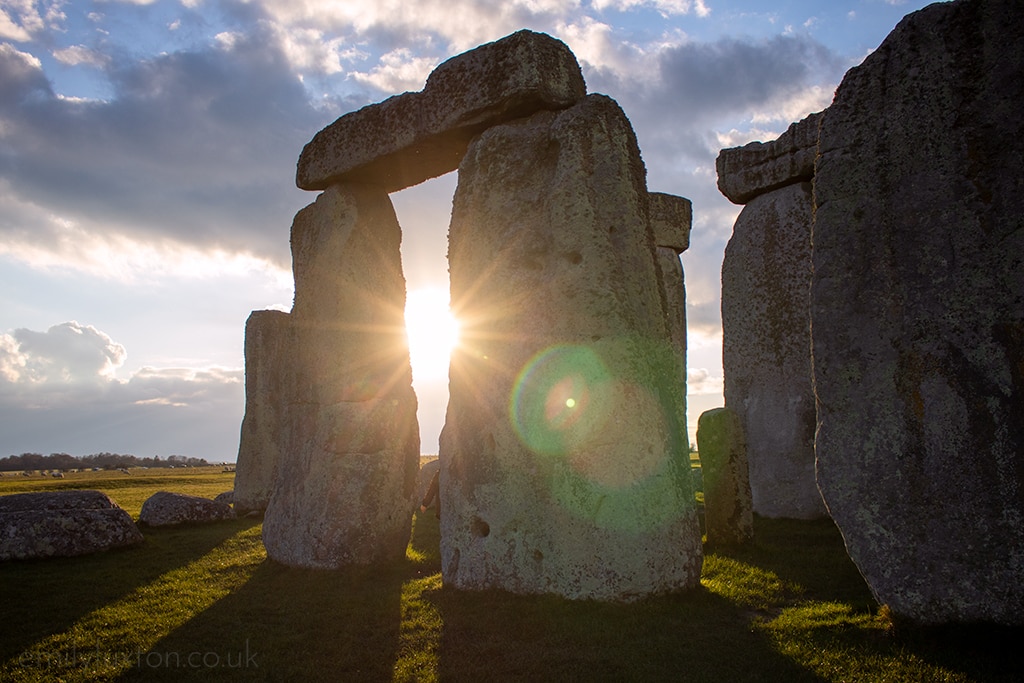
xmin=650 ymin=193 xmax=691 ymax=425
xmin=234 ymin=309 xmax=293 ymax=515
xmin=716 ymin=111 xmax=822 ymax=205
xmin=722 ymin=181 xmax=825 ymax=519
xmin=262 ymin=183 xmax=419 ymax=568
xmin=812 ymin=0 xmax=1024 ymax=625
xmin=649 ymin=192 xmax=691 ymax=253
xmin=696 ymin=408 xmax=753 ymax=545
xmin=440 ymin=94 xmax=701 ymax=601
xmin=297 ymin=30 xmax=586 ymax=193
xmin=0 ymin=490 xmax=142 ymax=560
xmin=290 ymin=185 xmax=414 ymax=404
xmin=139 ymin=491 xmax=234 ymax=526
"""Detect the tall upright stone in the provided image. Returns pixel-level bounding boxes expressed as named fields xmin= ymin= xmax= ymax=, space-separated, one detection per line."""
xmin=717 ymin=113 xmax=827 ymax=519
xmin=440 ymin=94 xmax=701 ymax=601
xmin=696 ymin=408 xmax=753 ymax=546
xmin=262 ymin=184 xmax=420 ymax=568
xmin=234 ymin=309 xmax=292 ymax=515
xmin=812 ymin=0 xmax=1024 ymax=624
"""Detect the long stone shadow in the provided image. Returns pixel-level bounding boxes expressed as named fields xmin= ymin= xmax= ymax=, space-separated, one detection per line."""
xmin=0 ymin=518 xmax=257 ymax=665
xmin=429 ymin=583 xmax=826 ymax=682
xmin=115 ymin=519 xmax=428 ymax=682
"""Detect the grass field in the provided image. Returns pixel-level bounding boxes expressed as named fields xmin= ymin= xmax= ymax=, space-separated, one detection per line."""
xmin=0 ymin=468 xmax=1021 ymax=682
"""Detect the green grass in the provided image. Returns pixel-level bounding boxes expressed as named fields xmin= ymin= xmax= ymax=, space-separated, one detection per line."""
xmin=1 ymin=471 xmax=1021 ymax=681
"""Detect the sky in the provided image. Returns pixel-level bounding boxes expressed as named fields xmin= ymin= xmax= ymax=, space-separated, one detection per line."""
xmin=0 ymin=0 xmax=940 ymax=462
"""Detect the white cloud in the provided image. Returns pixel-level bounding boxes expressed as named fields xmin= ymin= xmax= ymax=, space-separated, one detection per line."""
xmin=52 ymin=45 xmax=110 ymax=68
xmin=714 ymin=126 xmax=781 ymax=149
xmin=0 ymin=322 xmax=244 ymax=459
xmin=590 ymin=0 xmax=710 ymax=17
xmin=0 ymin=1 xmax=45 ymax=41
xmin=687 ymin=367 xmax=723 ymax=395
xmin=3 ymin=322 xmax=125 ymax=385
xmin=350 ymin=47 xmax=438 ymax=92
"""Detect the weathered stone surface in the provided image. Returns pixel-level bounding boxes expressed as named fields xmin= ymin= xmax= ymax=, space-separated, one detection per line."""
xmin=649 ymin=192 xmax=692 ymax=253
xmin=440 ymin=94 xmax=701 ymax=601
xmin=650 ymin=192 xmax=691 ymax=433
xmin=139 ymin=491 xmax=233 ymax=526
xmin=234 ymin=309 xmax=292 ymax=515
xmin=214 ymin=491 xmax=234 ymax=507
xmin=297 ymin=30 xmax=586 ymax=193
xmin=716 ymin=111 xmax=822 ymax=205
xmin=812 ymin=0 xmax=1024 ymax=625
xmin=0 ymin=490 xmax=142 ymax=560
xmin=696 ymin=408 xmax=753 ymax=545
xmin=416 ymin=458 xmax=441 ymax=506
xmin=722 ymin=181 xmax=825 ymax=519
xmin=262 ymin=183 xmax=420 ymax=568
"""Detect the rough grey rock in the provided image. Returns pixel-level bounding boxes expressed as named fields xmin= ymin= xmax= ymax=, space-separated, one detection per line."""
xmin=812 ymin=0 xmax=1024 ymax=625
xmin=696 ymin=408 xmax=754 ymax=545
xmin=138 ymin=491 xmax=234 ymax=526
xmin=722 ymin=181 xmax=825 ymax=519
xmin=649 ymin=192 xmax=692 ymax=253
xmin=214 ymin=491 xmax=234 ymax=507
xmin=296 ymin=30 xmax=586 ymax=193
xmin=440 ymin=94 xmax=701 ymax=601
xmin=262 ymin=183 xmax=419 ymax=568
xmin=416 ymin=458 xmax=441 ymax=506
xmin=0 ymin=490 xmax=142 ymax=560
xmin=716 ymin=111 xmax=822 ymax=205
xmin=649 ymin=193 xmax=691 ymax=432
xmin=234 ymin=309 xmax=292 ymax=515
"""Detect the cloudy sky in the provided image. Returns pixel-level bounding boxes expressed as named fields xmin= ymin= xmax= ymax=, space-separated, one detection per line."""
xmin=0 ymin=0 xmax=936 ymax=461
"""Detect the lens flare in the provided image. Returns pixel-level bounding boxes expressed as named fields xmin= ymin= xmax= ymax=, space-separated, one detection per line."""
xmin=510 ymin=345 xmax=612 ymax=457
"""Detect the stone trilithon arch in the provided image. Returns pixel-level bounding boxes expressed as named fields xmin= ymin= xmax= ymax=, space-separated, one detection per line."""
xmin=234 ymin=30 xmax=701 ymax=600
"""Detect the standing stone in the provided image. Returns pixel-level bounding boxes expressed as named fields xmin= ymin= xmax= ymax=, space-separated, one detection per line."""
xmin=262 ymin=183 xmax=420 ymax=568
xmin=234 ymin=309 xmax=292 ymax=515
xmin=440 ymin=94 xmax=701 ymax=601
xmin=718 ymin=113 xmax=826 ymax=519
xmin=696 ymin=408 xmax=753 ymax=545
xmin=812 ymin=0 xmax=1024 ymax=624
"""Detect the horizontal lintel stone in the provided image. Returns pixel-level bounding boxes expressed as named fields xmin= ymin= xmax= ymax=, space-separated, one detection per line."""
xmin=715 ymin=110 xmax=824 ymax=205
xmin=649 ymin=192 xmax=692 ymax=253
xmin=296 ymin=30 xmax=587 ymax=193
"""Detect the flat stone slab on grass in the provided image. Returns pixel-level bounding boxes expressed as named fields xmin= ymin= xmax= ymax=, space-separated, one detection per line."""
xmin=0 ymin=490 xmax=143 ymax=560
xmin=139 ymin=491 xmax=234 ymax=527
xmin=296 ymin=29 xmax=586 ymax=193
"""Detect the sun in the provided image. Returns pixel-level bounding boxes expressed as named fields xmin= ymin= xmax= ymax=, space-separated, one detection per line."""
xmin=405 ymin=287 xmax=459 ymax=381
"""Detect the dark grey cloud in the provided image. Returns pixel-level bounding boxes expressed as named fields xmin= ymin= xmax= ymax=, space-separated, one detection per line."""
xmin=0 ymin=24 xmax=351 ymax=268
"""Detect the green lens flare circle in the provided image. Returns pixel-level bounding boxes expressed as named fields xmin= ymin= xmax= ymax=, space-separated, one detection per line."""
xmin=509 ymin=345 xmax=612 ymax=457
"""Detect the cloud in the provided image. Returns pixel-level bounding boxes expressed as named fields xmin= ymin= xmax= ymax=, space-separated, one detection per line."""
xmin=52 ymin=45 xmax=111 ymax=68
xmin=4 ymin=322 xmax=126 ymax=385
xmin=687 ymin=367 xmax=723 ymax=395
xmin=0 ymin=25 xmax=331 ymax=274
xmin=0 ymin=322 xmax=243 ymax=459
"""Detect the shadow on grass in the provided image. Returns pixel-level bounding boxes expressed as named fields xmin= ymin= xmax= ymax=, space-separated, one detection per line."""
xmin=0 ymin=518 xmax=259 ymax=665
xmin=430 ymin=584 xmax=826 ymax=683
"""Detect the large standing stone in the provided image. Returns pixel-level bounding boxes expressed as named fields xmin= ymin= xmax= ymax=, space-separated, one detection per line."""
xmin=440 ymin=94 xmax=701 ymax=601
xmin=696 ymin=408 xmax=753 ymax=545
xmin=0 ymin=491 xmax=142 ymax=560
xmin=718 ymin=113 xmax=826 ymax=519
xmin=812 ymin=0 xmax=1024 ymax=624
xmin=262 ymin=183 xmax=420 ymax=568
xmin=234 ymin=309 xmax=292 ymax=515
xmin=296 ymin=30 xmax=586 ymax=193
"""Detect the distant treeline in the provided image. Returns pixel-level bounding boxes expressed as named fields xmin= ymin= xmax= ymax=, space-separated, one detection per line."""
xmin=0 ymin=452 xmax=211 ymax=472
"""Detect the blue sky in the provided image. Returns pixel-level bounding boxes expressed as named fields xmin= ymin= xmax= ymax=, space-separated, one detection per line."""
xmin=0 ymin=0 xmax=938 ymax=461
